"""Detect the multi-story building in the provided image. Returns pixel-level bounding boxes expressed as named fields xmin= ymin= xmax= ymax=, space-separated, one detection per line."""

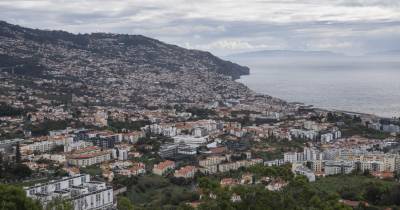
xmin=177 ymin=143 xmax=197 ymax=155
xmin=116 ymin=162 xmax=146 ymax=177
xmin=146 ymin=124 xmax=177 ymax=137
xmin=20 ymin=135 xmax=74 ymax=155
xmin=199 ymin=165 xmax=218 ymax=175
xmin=193 ymin=127 xmax=208 ymax=137
xmin=173 ymin=135 xmax=209 ymax=147
xmin=320 ymin=133 xmax=334 ymax=143
xmin=290 ymin=129 xmax=318 ymax=140
xmin=94 ymin=109 xmax=108 ymax=127
xmin=112 ymin=146 xmax=130 ymax=161
xmin=64 ymin=141 xmax=93 ymax=152
xmin=158 ymin=142 xmax=198 ymax=158
xmin=310 ymin=160 xmax=323 ymax=173
xmin=264 ymin=159 xmax=285 ymax=167
xmin=67 ymin=146 xmax=111 ymax=167
xmin=122 ymin=131 xmax=145 ymax=143
xmin=174 ymin=166 xmax=197 ymax=178
xmin=303 ymin=147 xmax=322 ymax=161
xmin=324 ymin=160 xmax=354 ymax=175
xmin=284 ymin=152 xmax=304 ymax=163
xmin=24 ymin=174 xmax=113 ymax=210
xmin=158 ymin=143 xmax=178 ymax=158
xmin=21 ymin=140 xmax=56 ymax=155
xmin=199 ymin=156 xmax=227 ymax=167
xmin=89 ymin=137 xmax=116 ymax=149
xmin=217 ymin=159 xmax=262 ymax=173
xmin=320 ymin=129 xmax=341 ymax=143
xmin=153 ymin=160 xmax=176 ymax=176
xmin=292 ymin=164 xmax=316 ymax=182
xmin=343 ymin=153 xmax=399 ymax=172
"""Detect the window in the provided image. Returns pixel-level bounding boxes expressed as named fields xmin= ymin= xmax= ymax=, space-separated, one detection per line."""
xmin=81 ymin=176 xmax=86 ymax=183
xmin=69 ymin=179 xmax=74 ymax=187
xmin=91 ymin=195 xmax=94 ymax=206
xmin=55 ymin=183 xmax=61 ymax=191
xmin=96 ymin=194 xmax=101 ymax=205
xmin=40 ymin=186 xmax=47 ymax=193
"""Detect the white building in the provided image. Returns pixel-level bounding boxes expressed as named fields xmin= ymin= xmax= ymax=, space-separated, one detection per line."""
xmin=292 ymin=163 xmax=316 ymax=182
xmin=284 ymin=152 xmax=304 ymax=163
xmin=25 ymin=174 xmax=113 ymax=210
xmin=324 ymin=160 xmax=354 ymax=176
xmin=147 ymin=124 xmax=177 ymax=137
xmin=320 ymin=129 xmax=341 ymax=143
xmin=112 ymin=148 xmax=129 ymax=160
xmin=173 ymin=135 xmax=208 ymax=147
xmin=320 ymin=133 xmax=334 ymax=143
xmin=264 ymin=159 xmax=285 ymax=167
xmin=153 ymin=160 xmax=176 ymax=176
xmin=193 ymin=127 xmax=208 ymax=137
xmin=290 ymin=129 xmax=318 ymax=140
xmin=67 ymin=146 xmax=111 ymax=167
xmin=303 ymin=147 xmax=322 ymax=161
xmin=64 ymin=141 xmax=93 ymax=152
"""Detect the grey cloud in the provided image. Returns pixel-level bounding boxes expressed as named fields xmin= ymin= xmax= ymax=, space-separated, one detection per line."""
xmin=338 ymin=0 xmax=400 ymax=7
xmin=0 ymin=0 xmax=399 ymax=55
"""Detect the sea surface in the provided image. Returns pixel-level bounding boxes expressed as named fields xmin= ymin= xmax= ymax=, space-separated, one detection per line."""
xmin=235 ymin=57 xmax=400 ymax=118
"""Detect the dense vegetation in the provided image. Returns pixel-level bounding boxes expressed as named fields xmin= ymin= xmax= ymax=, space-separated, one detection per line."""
xmin=326 ymin=112 xmax=391 ymax=139
xmin=191 ymin=165 xmax=343 ymax=209
xmin=107 ymin=119 xmax=151 ymax=132
xmin=121 ymin=175 xmax=198 ymax=209
xmin=0 ymin=54 xmax=46 ymax=77
xmin=0 ymin=152 xmax=32 ymax=182
xmin=186 ymin=108 xmax=217 ymax=119
xmin=0 ymin=184 xmax=41 ymax=210
xmin=25 ymin=120 xmax=70 ymax=136
xmin=113 ymin=165 xmax=357 ymax=210
xmin=311 ymin=174 xmax=400 ymax=209
xmin=253 ymin=137 xmax=307 ymax=161
xmin=0 ymin=102 xmax=26 ymax=117
xmin=114 ymin=163 xmax=400 ymax=210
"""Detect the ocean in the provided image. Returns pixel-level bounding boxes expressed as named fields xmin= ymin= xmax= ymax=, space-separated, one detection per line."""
xmin=235 ymin=57 xmax=400 ymax=118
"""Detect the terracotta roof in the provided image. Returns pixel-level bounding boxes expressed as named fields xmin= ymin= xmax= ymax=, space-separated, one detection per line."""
xmin=339 ymin=200 xmax=363 ymax=207
xmin=175 ymin=166 xmax=196 ymax=176
xmin=154 ymin=160 xmax=175 ymax=170
xmin=69 ymin=150 xmax=110 ymax=159
xmin=220 ymin=178 xmax=238 ymax=186
xmin=210 ymin=147 xmax=226 ymax=154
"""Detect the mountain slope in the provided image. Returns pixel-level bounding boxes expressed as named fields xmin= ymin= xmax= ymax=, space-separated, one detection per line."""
xmin=0 ymin=21 xmax=252 ymax=108
xmin=0 ymin=21 xmax=249 ymax=79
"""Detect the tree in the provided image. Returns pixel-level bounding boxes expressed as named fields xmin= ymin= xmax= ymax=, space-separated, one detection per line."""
xmin=117 ymin=196 xmax=135 ymax=210
xmin=45 ymin=197 xmax=73 ymax=210
xmin=198 ymin=177 xmax=219 ymax=191
xmin=0 ymin=157 xmax=32 ymax=181
xmin=15 ymin=142 xmax=21 ymax=163
xmin=177 ymin=203 xmax=195 ymax=210
xmin=0 ymin=184 xmax=41 ymax=210
xmin=12 ymin=164 xmax=32 ymax=179
xmin=364 ymin=185 xmax=383 ymax=205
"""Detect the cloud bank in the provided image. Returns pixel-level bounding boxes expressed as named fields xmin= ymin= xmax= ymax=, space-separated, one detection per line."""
xmin=0 ymin=0 xmax=399 ymax=55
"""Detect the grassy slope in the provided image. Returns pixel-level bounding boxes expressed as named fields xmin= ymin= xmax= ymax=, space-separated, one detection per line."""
xmin=310 ymin=175 xmax=397 ymax=199
xmin=126 ymin=175 xmax=196 ymax=208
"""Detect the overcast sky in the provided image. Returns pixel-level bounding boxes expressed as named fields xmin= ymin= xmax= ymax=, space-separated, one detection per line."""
xmin=1 ymin=0 xmax=400 ymax=55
